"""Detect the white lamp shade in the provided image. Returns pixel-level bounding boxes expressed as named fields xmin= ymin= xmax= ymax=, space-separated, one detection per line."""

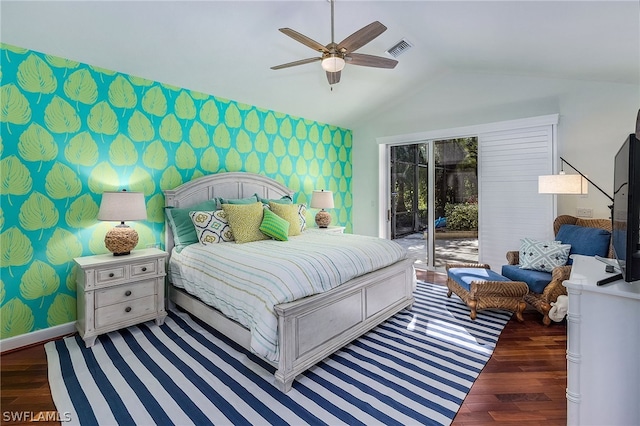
xmin=538 ymin=173 xmax=588 ymax=195
xmin=321 ymin=56 xmax=345 ymax=73
xmin=98 ymin=191 xmax=147 ymax=222
xmin=310 ymin=190 xmax=334 ymax=209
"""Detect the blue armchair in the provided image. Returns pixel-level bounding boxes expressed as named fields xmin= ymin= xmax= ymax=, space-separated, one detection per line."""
xmin=502 ymin=215 xmax=612 ymax=325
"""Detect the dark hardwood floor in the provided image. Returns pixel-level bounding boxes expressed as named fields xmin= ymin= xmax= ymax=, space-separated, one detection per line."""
xmin=419 ymin=270 xmax=568 ymax=426
xmin=1 ymin=270 xmax=567 ymax=426
xmin=1 ymin=345 xmax=59 ymax=426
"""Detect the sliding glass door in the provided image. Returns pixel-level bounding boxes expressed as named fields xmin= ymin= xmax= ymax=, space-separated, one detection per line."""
xmin=390 ymin=144 xmax=428 ymax=239
xmin=390 ymin=138 xmax=478 ymax=270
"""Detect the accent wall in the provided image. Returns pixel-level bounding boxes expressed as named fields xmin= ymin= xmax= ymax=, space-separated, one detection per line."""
xmin=0 ymin=43 xmax=352 ymax=340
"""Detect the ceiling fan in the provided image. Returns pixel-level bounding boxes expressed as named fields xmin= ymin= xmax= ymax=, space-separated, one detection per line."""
xmin=271 ymin=0 xmax=398 ymax=85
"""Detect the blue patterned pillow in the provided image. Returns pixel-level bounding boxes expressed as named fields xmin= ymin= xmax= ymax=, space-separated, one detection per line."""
xmin=519 ymin=238 xmax=571 ymax=272
xmin=189 ymin=210 xmax=234 ymax=245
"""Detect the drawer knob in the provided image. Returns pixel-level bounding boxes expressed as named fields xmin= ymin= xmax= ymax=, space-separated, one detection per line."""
xmin=141 ymin=267 xmax=147 ymax=272
xmin=109 ymin=273 xmax=114 ymax=278
xmin=125 ymin=290 xmax=132 ymax=297
xmin=125 ymin=307 xmax=132 ymax=313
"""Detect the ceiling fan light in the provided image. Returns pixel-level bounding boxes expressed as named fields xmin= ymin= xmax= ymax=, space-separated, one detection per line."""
xmin=321 ymin=56 xmax=345 ymax=72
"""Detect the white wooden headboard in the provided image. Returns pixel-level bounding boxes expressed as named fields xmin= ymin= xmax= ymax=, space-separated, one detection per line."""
xmin=163 ymin=172 xmax=294 ymax=253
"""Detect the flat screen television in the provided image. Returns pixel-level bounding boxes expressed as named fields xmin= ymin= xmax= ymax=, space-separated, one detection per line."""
xmin=612 ymin=133 xmax=640 ymax=282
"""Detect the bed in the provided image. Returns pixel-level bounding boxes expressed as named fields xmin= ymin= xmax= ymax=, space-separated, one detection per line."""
xmin=164 ymin=172 xmax=415 ymax=392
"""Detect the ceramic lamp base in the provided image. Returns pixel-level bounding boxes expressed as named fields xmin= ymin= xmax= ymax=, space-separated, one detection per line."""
xmin=315 ymin=210 xmax=331 ymax=228
xmin=104 ymin=225 xmax=138 ymax=256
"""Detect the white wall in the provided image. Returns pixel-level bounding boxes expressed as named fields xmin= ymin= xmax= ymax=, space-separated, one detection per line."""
xmin=351 ymin=71 xmax=639 ymax=237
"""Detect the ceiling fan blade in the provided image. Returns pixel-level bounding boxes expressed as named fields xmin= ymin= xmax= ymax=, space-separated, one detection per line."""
xmin=279 ymin=28 xmax=328 ymax=53
xmin=326 ymin=70 xmax=341 ymax=85
xmin=337 ymin=21 xmax=387 ymax=53
xmin=345 ymin=53 xmax=398 ymax=69
xmin=271 ymin=57 xmax=322 ymax=70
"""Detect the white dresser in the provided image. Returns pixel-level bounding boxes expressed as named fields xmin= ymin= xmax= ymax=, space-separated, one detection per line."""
xmin=563 ymin=254 xmax=640 ymax=425
xmin=75 ymin=248 xmax=168 ymax=348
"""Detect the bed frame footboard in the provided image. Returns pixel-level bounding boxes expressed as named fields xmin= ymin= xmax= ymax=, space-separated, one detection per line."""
xmin=273 ymin=257 xmax=415 ymax=392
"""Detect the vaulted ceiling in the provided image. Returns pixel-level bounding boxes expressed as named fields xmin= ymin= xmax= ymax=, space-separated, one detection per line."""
xmin=2 ymin=1 xmax=638 ymax=128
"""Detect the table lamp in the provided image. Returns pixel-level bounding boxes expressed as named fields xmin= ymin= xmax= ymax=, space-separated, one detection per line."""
xmin=98 ymin=190 xmax=147 ymax=255
xmin=310 ymin=189 xmax=334 ymax=228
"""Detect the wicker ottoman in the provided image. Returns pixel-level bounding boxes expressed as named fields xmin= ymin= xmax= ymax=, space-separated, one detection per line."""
xmin=446 ymin=263 xmax=528 ymax=321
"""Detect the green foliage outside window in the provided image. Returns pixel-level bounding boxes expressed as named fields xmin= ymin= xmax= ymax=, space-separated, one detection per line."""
xmin=444 ymin=202 xmax=478 ymax=231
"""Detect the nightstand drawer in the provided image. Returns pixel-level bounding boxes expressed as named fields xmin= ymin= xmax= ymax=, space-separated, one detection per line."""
xmin=96 ymin=266 xmax=126 ymax=284
xmin=131 ymin=260 xmax=157 ymax=278
xmin=95 ymin=294 xmax=156 ymax=329
xmin=95 ymin=280 xmax=156 ymax=308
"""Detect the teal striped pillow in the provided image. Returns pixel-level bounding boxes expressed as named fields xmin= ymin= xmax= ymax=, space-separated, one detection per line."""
xmin=259 ymin=208 xmax=290 ymax=241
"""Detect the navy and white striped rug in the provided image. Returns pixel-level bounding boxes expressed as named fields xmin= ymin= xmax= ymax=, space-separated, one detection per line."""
xmin=45 ymin=281 xmax=512 ymax=426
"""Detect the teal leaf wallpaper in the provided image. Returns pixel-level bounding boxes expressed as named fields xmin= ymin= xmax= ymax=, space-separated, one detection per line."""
xmin=0 ymin=43 xmax=352 ymax=339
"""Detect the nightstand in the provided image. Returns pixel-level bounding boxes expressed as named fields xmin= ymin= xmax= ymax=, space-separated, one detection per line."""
xmin=315 ymin=226 xmax=346 ymax=234
xmin=74 ymin=248 xmax=168 ymax=348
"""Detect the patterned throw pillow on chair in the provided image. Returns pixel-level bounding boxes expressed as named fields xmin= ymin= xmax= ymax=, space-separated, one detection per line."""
xmin=519 ymin=238 xmax=571 ymax=272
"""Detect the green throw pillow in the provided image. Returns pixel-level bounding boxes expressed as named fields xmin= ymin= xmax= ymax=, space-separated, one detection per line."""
xmin=165 ymin=199 xmax=218 ymax=251
xmin=269 ymin=202 xmax=302 ymax=236
xmin=259 ymin=208 xmax=290 ymax=241
xmin=256 ymin=193 xmax=293 ymax=205
xmin=217 ymin=195 xmax=258 ymax=206
xmin=221 ymin=202 xmax=269 ymax=244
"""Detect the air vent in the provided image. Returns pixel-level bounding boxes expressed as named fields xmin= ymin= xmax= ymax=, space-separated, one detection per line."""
xmin=386 ymin=39 xmax=413 ymax=58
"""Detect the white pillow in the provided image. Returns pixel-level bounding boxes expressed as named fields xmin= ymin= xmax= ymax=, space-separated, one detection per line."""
xmin=297 ymin=204 xmax=307 ymax=233
xmin=519 ymin=238 xmax=570 ymax=272
xmin=189 ymin=210 xmax=234 ymax=245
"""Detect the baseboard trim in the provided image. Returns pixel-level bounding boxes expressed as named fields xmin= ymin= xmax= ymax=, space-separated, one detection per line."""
xmin=0 ymin=322 xmax=76 ymax=353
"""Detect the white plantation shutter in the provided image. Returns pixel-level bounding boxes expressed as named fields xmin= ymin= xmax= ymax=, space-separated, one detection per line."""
xmin=478 ymin=124 xmax=556 ymax=270
xmin=378 ymin=114 xmax=558 ymax=271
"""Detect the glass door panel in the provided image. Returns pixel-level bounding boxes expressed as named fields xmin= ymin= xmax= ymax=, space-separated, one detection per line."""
xmin=391 ymin=145 xmax=423 ymax=239
xmin=390 ymin=144 xmax=428 ymax=266
xmin=390 ymin=138 xmax=478 ymax=270
xmin=432 ymin=138 xmax=479 ymax=268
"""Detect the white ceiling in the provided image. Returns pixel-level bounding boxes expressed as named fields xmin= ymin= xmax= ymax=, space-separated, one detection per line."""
xmin=2 ymin=1 xmax=639 ymax=128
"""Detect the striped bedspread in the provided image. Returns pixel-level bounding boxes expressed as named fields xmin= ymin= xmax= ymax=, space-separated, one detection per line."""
xmin=169 ymin=230 xmax=407 ymax=363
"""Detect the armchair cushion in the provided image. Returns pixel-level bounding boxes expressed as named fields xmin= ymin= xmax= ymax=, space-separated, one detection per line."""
xmin=448 ymin=267 xmax=510 ymax=292
xmin=501 ymin=264 xmax=553 ymax=294
xmin=555 ymin=224 xmax=611 ymax=264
